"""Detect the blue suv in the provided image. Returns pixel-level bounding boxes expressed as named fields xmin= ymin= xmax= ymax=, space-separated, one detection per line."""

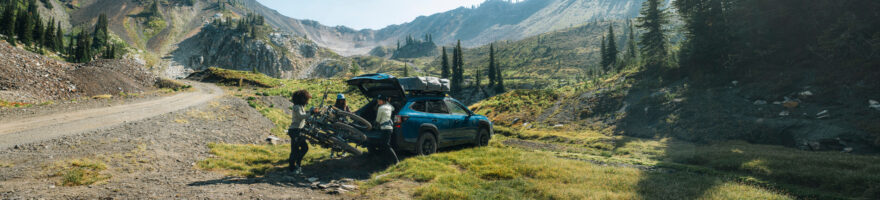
xmin=347 ymin=74 xmax=494 ymax=155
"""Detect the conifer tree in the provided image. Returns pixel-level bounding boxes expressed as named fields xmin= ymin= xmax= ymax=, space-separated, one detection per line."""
xmin=451 ymin=40 xmax=463 ymax=93
xmin=55 ymin=22 xmax=63 ymax=51
xmin=44 ymin=18 xmax=54 ymax=48
xmin=33 ymin=18 xmax=43 ymax=48
xmin=626 ymin=19 xmax=638 ymax=61
xmin=637 ymin=0 xmax=669 ymax=68
xmin=600 ymin=35 xmax=607 ymax=71
xmin=494 ymin=63 xmax=504 ymax=93
xmin=403 ymin=62 xmax=409 ymax=77
xmin=487 ymin=43 xmax=496 ymax=87
xmin=440 ymin=46 xmax=449 ymax=78
xmin=93 ymin=13 xmax=109 ymax=50
xmin=605 ymin=24 xmax=618 ymax=67
xmin=16 ymin=0 xmax=32 ymax=46
xmin=1 ymin=0 xmax=15 ymax=37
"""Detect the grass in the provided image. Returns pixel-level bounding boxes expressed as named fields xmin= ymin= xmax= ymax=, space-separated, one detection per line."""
xmin=494 ymin=126 xmax=880 ymax=199
xmin=0 ymin=162 xmax=12 ymax=168
xmin=91 ymin=94 xmax=113 ymax=99
xmin=206 ymin=67 xmax=283 ymax=88
xmin=0 ymin=99 xmax=32 ymax=108
xmin=248 ymin=99 xmax=291 ymax=138
xmin=362 ymin=145 xmax=792 ymax=200
xmin=196 ymin=143 xmax=332 ymax=178
xmin=469 ymin=90 xmax=559 ymax=127
xmin=53 ymin=158 xmax=111 ymax=186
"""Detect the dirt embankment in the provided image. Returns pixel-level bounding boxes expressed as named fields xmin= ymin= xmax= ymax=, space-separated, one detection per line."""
xmin=0 ymin=42 xmax=156 ymax=103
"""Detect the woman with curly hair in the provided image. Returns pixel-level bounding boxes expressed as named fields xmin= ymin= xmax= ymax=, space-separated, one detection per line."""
xmin=288 ymin=89 xmax=314 ymax=174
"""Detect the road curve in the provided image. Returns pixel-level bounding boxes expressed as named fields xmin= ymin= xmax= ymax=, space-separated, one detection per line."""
xmin=0 ymin=82 xmax=224 ymax=150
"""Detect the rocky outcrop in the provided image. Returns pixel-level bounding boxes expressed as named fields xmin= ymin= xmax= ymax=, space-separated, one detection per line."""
xmin=172 ymin=24 xmax=345 ymax=78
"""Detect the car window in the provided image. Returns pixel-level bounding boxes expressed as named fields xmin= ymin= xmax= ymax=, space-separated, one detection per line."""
xmin=426 ymin=100 xmax=448 ymax=114
xmin=445 ymin=100 xmax=469 ymax=115
xmin=410 ymin=101 xmax=426 ymax=112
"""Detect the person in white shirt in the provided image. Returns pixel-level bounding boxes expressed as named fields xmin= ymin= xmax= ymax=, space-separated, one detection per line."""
xmin=375 ymin=95 xmax=399 ymax=164
xmin=288 ymin=90 xmax=315 ymax=174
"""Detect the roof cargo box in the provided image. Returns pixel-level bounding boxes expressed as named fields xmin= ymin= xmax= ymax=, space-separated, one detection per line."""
xmin=398 ymin=77 xmax=450 ymax=93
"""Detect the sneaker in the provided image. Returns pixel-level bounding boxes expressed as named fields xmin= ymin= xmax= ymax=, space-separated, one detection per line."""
xmin=293 ymin=166 xmax=303 ymax=175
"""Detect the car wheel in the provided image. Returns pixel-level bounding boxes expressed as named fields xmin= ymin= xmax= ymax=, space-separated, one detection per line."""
xmin=417 ymin=132 xmax=438 ymax=156
xmin=476 ymin=128 xmax=490 ymax=146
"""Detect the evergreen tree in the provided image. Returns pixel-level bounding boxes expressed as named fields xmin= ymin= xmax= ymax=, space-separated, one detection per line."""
xmin=602 ymin=24 xmax=619 ymax=71
xmin=16 ymin=0 xmax=32 ymax=46
xmin=403 ymin=62 xmax=409 ymax=77
xmin=44 ymin=18 xmax=54 ymax=48
xmin=93 ymin=13 xmax=109 ymax=50
xmin=451 ymin=40 xmax=463 ymax=93
xmin=637 ymin=0 xmax=669 ymax=68
xmin=55 ymin=22 xmax=63 ymax=52
xmin=33 ymin=17 xmax=43 ymax=48
xmin=1 ymin=0 xmax=15 ymax=37
xmin=600 ymin=35 xmax=608 ymax=71
xmin=440 ymin=46 xmax=449 ymax=78
xmin=494 ymin=63 xmax=504 ymax=93
xmin=475 ymin=68 xmax=481 ymax=89
xmin=674 ymin=0 xmax=730 ymax=75
xmin=487 ymin=43 xmax=496 ymax=87
xmin=626 ymin=19 xmax=638 ymax=62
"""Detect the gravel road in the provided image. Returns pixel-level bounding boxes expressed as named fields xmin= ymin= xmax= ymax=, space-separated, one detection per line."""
xmin=0 ymin=81 xmax=221 ymax=149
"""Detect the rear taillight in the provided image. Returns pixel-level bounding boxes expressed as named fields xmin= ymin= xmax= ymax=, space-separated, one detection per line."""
xmin=394 ymin=115 xmax=409 ymax=124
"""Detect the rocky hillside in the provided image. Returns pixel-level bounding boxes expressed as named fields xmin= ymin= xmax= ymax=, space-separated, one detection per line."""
xmin=171 ymin=19 xmax=347 ymax=79
xmin=238 ymin=0 xmax=646 ymax=56
xmin=0 ymin=42 xmax=156 ymax=103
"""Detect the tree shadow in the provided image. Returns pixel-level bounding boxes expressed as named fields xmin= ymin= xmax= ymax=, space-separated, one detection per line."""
xmin=187 ymin=150 xmax=405 ymax=188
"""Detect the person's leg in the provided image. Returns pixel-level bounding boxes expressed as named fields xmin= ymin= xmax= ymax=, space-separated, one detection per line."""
xmin=295 ymin=140 xmax=309 ymax=167
xmin=385 ymin=130 xmax=399 ymax=164
xmin=287 ymin=129 xmax=298 ymax=171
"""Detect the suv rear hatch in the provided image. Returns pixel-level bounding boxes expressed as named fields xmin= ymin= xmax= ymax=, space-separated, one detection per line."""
xmin=346 ymin=73 xmax=406 ymax=100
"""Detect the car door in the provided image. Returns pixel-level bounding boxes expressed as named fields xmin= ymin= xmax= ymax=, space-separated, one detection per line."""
xmin=445 ymin=99 xmax=476 ymax=143
xmin=425 ymin=99 xmax=456 ymax=145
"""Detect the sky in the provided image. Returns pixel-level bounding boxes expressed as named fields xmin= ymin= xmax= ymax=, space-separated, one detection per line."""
xmin=255 ymin=0 xmax=490 ymax=30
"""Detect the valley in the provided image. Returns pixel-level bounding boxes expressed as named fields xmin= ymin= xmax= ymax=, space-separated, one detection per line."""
xmin=1 ymin=0 xmax=878 ymax=199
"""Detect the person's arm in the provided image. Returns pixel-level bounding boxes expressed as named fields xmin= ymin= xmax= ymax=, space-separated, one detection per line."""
xmin=292 ymin=105 xmax=309 ymax=119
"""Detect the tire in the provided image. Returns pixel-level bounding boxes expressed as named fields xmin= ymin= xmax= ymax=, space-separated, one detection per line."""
xmin=476 ymin=128 xmax=490 ymax=147
xmin=332 ymin=122 xmax=367 ymax=142
xmin=333 ymin=108 xmax=372 ymax=130
xmin=329 ymin=137 xmax=362 ymax=156
xmin=416 ymin=132 xmax=438 ymax=156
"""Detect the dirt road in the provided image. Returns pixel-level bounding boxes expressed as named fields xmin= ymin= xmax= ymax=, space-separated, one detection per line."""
xmin=0 ymin=82 xmax=223 ymax=149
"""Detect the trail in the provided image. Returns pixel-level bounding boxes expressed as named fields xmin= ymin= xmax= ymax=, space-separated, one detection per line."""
xmin=0 ymin=82 xmax=223 ymax=149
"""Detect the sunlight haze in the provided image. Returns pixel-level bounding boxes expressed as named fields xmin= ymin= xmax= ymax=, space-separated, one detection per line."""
xmin=255 ymin=0 xmax=489 ymax=30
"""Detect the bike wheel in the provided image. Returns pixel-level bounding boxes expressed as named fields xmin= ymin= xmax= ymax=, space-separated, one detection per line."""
xmin=329 ymin=137 xmax=362 ymax=156
xmin=333 ymin=108 xmax=372 ymax=130
xmin=332 ymin=122 xmax=367 ymax=142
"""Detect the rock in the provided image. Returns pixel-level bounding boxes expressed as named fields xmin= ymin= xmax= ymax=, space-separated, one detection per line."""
xmin=307 ymin=177 xmax=319 ymax=182
xmin=783 ymin=101 xmax=799 ymax=109
xmin=522 ymin=122 xmax=532 ymax=129
xmin=842 ymin=147 xmax=853 ymax=153
xmin=870 ymin=100 xmax=880 ymax=111
xmin=799 ymin=91 xmax=813 ymax=97
xmin=731 ymin=80 xmax=739 ymax=86
xmin=816 ymin=110 xmax=829 ymax=119
xmin=511 ymin=118 xmax=520 ymax=124
xmin=341 ymin=184 xmax=357 ymax=190
xmin=753 ymin=100 xmax=767 ymax=105
xmin=808 ymin=141 xmax=821 ymax=151
xmin=779 ymin=111 xmax=790 ymax=117
xmin=265 ymin=136 xmax=281 ymax=145
xmin=773 ymin=101 xmax=783 ymax=105
xmin=553 ymin=124 xmax=564 ymax=128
